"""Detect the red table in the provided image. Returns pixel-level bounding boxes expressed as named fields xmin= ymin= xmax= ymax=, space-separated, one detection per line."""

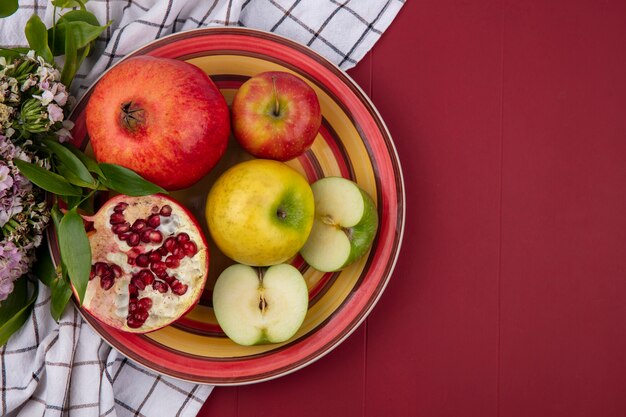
xmin=200 ymin=1 xmax=626 ymax=415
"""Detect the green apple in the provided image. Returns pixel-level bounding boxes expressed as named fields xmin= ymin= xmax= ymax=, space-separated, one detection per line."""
xmin=205 ymin=159 xmax=314 ymax=266
xmin=300 ymin=177 xmax=378 ymax=272
xmin=212 ymin=263 xmax=309 ymax=346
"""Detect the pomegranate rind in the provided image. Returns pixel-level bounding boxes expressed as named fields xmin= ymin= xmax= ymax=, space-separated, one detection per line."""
xmin=85 ymin=56 xmax=230 ymax=190
xmin=77 ymin=194 xmax=209 ymax=334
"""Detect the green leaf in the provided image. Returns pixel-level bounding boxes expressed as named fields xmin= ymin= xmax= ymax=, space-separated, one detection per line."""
xmin=60 ymin=23 xmax=78 ymax=87
xmin=0 ymin=47 xmax=28 ymax=61
xmin=34 ymin=242 xmax=57 ymax=287
xmin=62 ymin=194 xmax=81 ymax=210
xmin=14 ymin=159 xmax=82 ymax=197
xmin=0 ymin=276 xmax=28 ymax=326
xmin=99 ymin=163 xmax=167 ymax=196
xmin=43 ymin=139 xmax=96 ymax=187
xmin=0 ymin=278 xmax=38 ymax=346
xmin=59 ymin=9 xmax=99 ymax=25
xmin=56 ymin=164 xmax=97 ymax=189
xmin=51 ymin=0 xmax=86 ymax=9
xmin=50 ymin=271 xmax=73 ymax=322
xmin=0 ymin=0 xmax=18 ymax=18
xmin=58 ymin=208 xmax=91 ymax=304
xmin=65 ymin=143 xmax=103 ymax=176
xmin=50 ymin=19 xmax=109 ymax=56
xmin=51 ymin=204 xmax=64 ymax=230
xmin=25 ymin=15 xmax=54 ymax=63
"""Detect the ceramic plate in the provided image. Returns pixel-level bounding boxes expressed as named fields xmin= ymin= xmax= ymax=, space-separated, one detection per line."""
xmin=50 ymin=27 xmax=404 ymax=385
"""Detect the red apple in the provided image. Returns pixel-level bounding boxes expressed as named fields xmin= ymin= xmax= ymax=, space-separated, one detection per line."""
xmin=85 ymin=56 xmax=230 ymax=190
xmin=231 ymin=71 xmax=322 ymax=161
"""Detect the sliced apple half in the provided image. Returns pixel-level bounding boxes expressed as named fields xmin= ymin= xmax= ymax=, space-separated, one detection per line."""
xmin=212 ymin=263 xmax=309 ymax=346
xmin=300 ymin=177 xmax=379 ymax=272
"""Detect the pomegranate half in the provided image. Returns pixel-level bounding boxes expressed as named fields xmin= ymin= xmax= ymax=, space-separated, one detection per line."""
xmin=79 ymin=194 xmax=209 ymax=333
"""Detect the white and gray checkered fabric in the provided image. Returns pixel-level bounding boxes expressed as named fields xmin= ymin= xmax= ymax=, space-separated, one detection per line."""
xmin=0 ymin=1 xmax=404 ymax=416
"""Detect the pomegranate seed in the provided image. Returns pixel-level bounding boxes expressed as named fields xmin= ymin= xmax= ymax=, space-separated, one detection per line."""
xmin=114 ymin=202 xmax=129 ymax=212
xmin=151 ymin=261 xmax=166 ymax=274
xmin=182 ymin=241 xmax=198 ymax=257
xmin=89 ymin=268 xmax=96 ymax=281
xmin=155 ymin=270 xmax=168 ymax=279
xmin=101 ymin=268 xmax=114 ymax=281
xmin=110 ymin=264 xmax=123 ymax=278
xmin=147 ymin=214 xmax=160 ymax=228
xmin=110 ymin=212 xmax=125 ymax=224
xmin=160 ymin=205 xmax=172 ymax=216
xmin=132 ymin=219 xmax=147 ymax=232
xmin=94 ymin=262 xmax=108 ymax=276
xmin=138 ymin=269 xmax=155 ymax=285
xmin=171 ymin=281 xmax=188 ymax=296
xmin=127 ymin=256 xmax=135 ymax=266
xmin=127 ymin=316 xmax=142 ymax=328
xmin=148 ymin=251 xmax=161 ymax=263
xmin=140 ymin=228 xmax=153 ymax=243
xmin=128 ymin=300 xmax=138 ymax=313
xmin=127 ymin=233 xmax=140 ymax=247
xmin=100 ymin=276 xmax=114 ymax=290
xmin=164 ymin=237 xmax=177 ymax=253
xmin=152 ymin=281 xmax=168 ymax=293
xmin=131 ymin=275 xmax=146 ymax=291
xmin=163 ymin=275 xmax=176 ymax=284
xmin=134 ymin=309 xmax=149 ymax=322
xmin=119 ymin=232 xmax=131 ymax=241
xmin=157 ymin=246 xmax=168 ymax=256
xmin=165 ymin=256 xmax=180 ymax=269
xmin=172 ymin=246 xmax=185 ymax=260
xmin=112 ymin=222 xmax=131 ymax=234
xmin=149 ymin=230 xmax=163 ymax=244
xmin=128 ymin=283 xmax=138 ymax=298
xmin=138 ymin=298 xmax=153 ymax=310
xmin=135 ymin=254 xmax=150 ymax=267
xmin=151 ymin=205 xmax=159 ymax=213
xmin=176 ymin=233 xmax=190 ymax=244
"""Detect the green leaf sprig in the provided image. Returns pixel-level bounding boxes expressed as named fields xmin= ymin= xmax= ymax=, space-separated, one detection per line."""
xmin=0 ymin=0 xmax=144 ymax=335
xmin=16 ymin=140 xmax=167 ymax=308
xmin=14 ymin=0 xmax=112 ymax=87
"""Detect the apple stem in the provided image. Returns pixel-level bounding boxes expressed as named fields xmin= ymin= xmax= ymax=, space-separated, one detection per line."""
xmin=272 ymin=76 xmax=280 ymax=116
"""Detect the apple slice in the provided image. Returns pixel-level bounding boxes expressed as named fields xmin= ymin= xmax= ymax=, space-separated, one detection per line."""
xmin=300 ymin=177 xmax=379 ymax=272
xmin=212 ymin=263 xmax=309 ymax=346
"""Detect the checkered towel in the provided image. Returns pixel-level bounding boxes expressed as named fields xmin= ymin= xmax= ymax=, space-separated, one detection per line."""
xmin=0 ymin=0 xmax=404 ymax=416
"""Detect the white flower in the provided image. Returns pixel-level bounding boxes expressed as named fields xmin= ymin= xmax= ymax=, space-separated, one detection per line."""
xmin=0 ymin=103 xmax=12 ymax=123
xmin=35 ymin=90 xmax=55 ymax=106
xmin=47 ymin=103 xmax=64 ymax=122
xmin=0 ymin=165 xmax=13 ymax=192
xmin=55 ymin=119 xmax=74 ymax=143
xmin=53 ymin=84 xmax=68 ymax=106
xmin=20 ymin=75 xmax=38 ymax=92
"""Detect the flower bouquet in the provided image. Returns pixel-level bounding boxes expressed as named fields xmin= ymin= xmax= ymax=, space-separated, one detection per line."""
xmin=0 ymin=1 xmax=163 ymax=344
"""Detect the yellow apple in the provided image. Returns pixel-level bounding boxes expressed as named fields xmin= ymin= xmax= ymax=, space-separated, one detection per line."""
xmin=205 ymin=159 xmax=314 ymax=266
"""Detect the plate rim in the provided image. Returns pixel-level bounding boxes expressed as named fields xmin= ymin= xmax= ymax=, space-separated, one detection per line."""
xmin=57 ymin=26 xmax=406 ymax=386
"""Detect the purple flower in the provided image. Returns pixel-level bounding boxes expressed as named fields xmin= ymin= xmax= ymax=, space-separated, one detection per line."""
xmin=0 ymin=164 xmax=13 ymax=192
xmin=47 ymin=103 xmax=64 ymax=122
xmin=0 ymin=241 xmax=28 ymax=302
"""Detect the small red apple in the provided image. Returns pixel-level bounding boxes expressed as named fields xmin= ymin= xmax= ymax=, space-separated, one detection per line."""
xmin=85 ymin=56 xmax=230 ymax=190
xmin=231 ymin=71 xmax=322 ymax=161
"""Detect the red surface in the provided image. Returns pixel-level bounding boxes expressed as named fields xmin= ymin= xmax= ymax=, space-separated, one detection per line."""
xmin=199 ymin=1 xmax=626 ymax=416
